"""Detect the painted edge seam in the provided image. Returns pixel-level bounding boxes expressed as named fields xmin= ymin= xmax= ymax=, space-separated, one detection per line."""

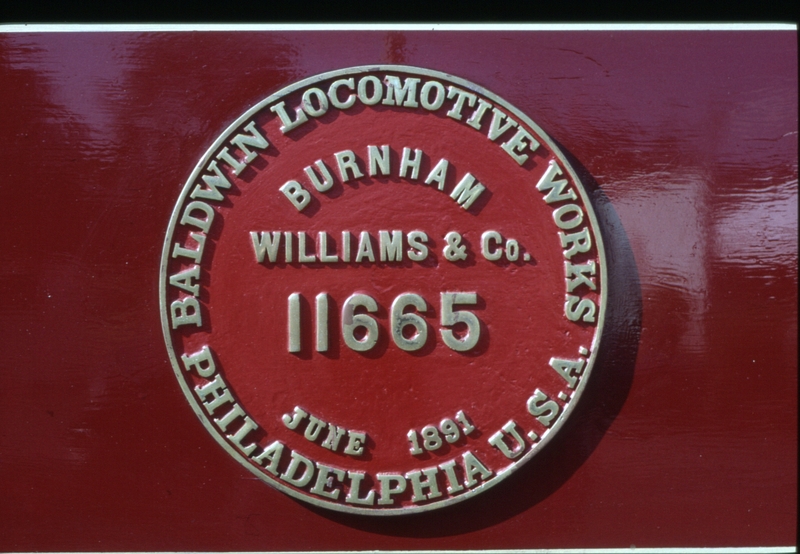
xmin=0 ymin=23 xmax=796 ymax=32
xmin=7 ymin=545 xmax=797 ymax=554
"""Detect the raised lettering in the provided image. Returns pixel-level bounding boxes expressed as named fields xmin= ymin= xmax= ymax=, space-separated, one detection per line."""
xmin=486 ymin=107 xmax=517 ymax=141
xmin=501 ymin=127 xmax=539 ymax=165
xmin=180 ymin=201 xmax=214 ymax=233
xmin=170 ymin=296 xmax=202 ymax=328
xmin=406 ymin=467 xmax=442 ymax=502
xmin=344 ymin=431 xmax=367 ymax=456
xmin=377 ymin=473 xmax=406 ymax=505
xmin=379 ymin=230 xmax=403 ymax=262
xmin=549 ymin=357 xmax=587 ymax=389
xmin=536 ymin=160 xmax=577 ymax=204
xmin=169 ymin=265 xmax=200 ymax=296
xmin=559 ymin=227 xmax=592 ymax=259
xmin=565 ymin=295 xmax=597 ymax=323
xmin=420 ymin=80 xmax=445 ymax=110
xmin=194 ymin=373 xmax=233 ymax=414
xmin=450 ymin=172 xmax=485 ymax=210
xmin=424 ymin=158 xmax=449 ymax=190
xmin=190 ymin=160 xmax=232 ymax=202
xmin=279 ymin=450 xmax=315 ymax=487
xmin=566 ymin=261 xmax=597 ymax=292
xmin=382 ymin=75 xmax=420 ymax=107
xmin=368 ymin=144 xmax=391 ymax=176
xmin=304 ymin=160 xmax=334 ymax=192
xmin=488 ymin=420 xmax=526 ymax=459
xmin=253 ymin=440 xmax=284 ymax=475
xmin=399 ymin=147 xmax=423 ymax=180
xmin=407 ymin=230 xmax=429 ymax=261
xmin=229 ymin=121 xmax=269 ymax=164
xmin=270 ymin=100 xmax=308 ymax=133
xmin=301 ymin=87 xmax=329 ymax=118
xmin=328 ymin=78 xmax=356 ymax=110
xmin=462 ymin=451 xmax=492 ymax=488
xmin=310 ymin=463 xmax=345 ymax=499
xmin=334 ymin=150 xmax=364 ymax=182
xmin=180 ymin=345 xmax=216 ymax=378
xmin=527 ymin=389 xmax=560 ymax=427
xmin=446 ymin=86 xmax=477 ymax=120
xmin=355 ymin=231 xmax=375 ymax=263
xmin=280 ymin=181 xmax=311 ymax=212
xmin=250 ymin=231 xmax=281 ymax=263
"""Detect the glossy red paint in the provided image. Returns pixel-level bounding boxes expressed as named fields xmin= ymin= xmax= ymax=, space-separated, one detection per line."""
xmin=0 ymin=27 xmax=796 ymax=550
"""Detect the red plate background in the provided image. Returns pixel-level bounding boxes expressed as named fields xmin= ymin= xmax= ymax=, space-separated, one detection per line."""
xmin=162 ymin=66 xmax=605 ymax=512
xmin=0 ymin=27 xmax=796 ymax=550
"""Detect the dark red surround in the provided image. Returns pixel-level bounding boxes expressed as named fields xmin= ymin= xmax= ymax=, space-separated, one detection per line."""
xmin=0 ymin=29 xmax=796 ymax=550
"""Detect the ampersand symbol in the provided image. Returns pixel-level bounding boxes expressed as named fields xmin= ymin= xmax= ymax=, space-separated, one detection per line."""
xmin=443 ymin=231 xmax=468 ymax=262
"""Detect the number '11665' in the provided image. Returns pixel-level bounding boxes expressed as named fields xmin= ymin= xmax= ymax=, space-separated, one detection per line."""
xmin=288 ymin=292 xmax=481 ymax=353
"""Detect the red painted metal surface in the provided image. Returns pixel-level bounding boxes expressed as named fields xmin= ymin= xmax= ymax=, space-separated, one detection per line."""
xmin=160 ymin=64 xmax=608 ymax=514
xmin=0 ymin=27 xmax=796 ymax=550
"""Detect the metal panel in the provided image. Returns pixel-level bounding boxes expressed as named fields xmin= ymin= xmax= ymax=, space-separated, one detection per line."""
xmin=0 ymin=24 xmax=796 ymax=552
